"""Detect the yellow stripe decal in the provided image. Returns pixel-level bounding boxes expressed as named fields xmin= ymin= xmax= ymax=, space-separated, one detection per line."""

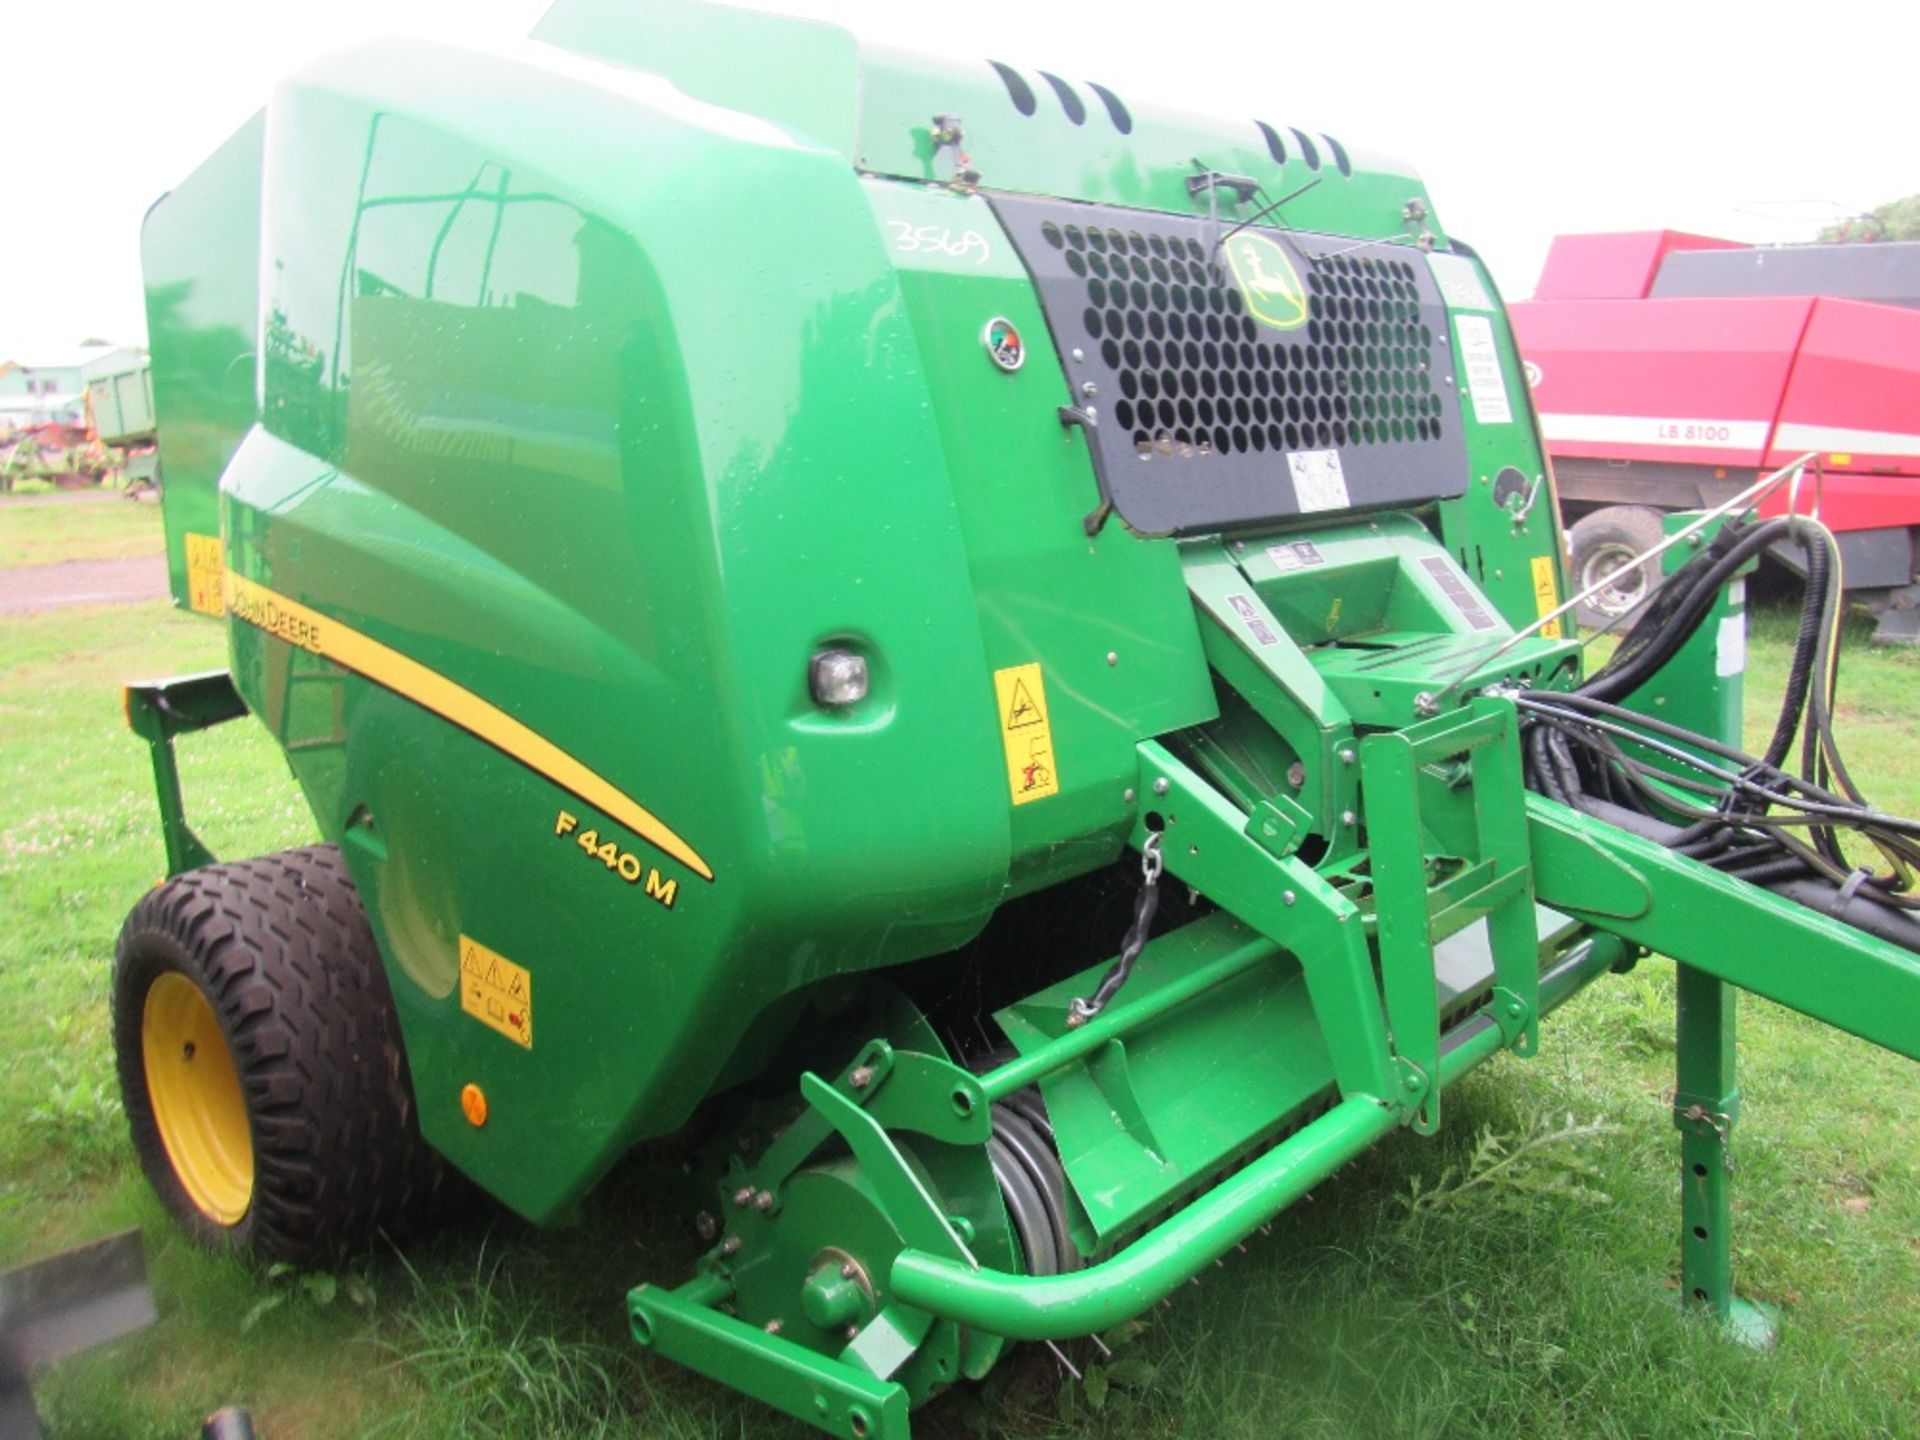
xmin=224 ymin=571 xmax=714 ymax=882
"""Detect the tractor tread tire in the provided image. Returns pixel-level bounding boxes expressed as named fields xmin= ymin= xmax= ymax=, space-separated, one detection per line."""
xmin=112 ymin=844 xmax=442 ymax=1265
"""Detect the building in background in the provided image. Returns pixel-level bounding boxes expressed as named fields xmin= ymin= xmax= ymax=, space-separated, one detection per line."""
xmin=0 ymin=344 xmax=148 ymax=432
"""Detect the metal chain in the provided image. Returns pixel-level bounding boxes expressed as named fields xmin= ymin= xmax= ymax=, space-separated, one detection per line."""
xmin=1140 ymin=829 xmax=1164 ymax=884
xmin=1067 ymin=832 xmax=1163 ymax=1026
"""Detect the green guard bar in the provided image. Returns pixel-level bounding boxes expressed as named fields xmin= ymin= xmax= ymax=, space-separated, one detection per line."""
xmin=891 ymin=1022 xmax=1511 ymax=1339
xmin=891 ymin=1091 xmax=1386 ymax=1338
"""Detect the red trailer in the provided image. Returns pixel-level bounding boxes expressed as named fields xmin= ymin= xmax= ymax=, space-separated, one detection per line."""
xmin=1509 ymin=231 xmax=1920 ymax=638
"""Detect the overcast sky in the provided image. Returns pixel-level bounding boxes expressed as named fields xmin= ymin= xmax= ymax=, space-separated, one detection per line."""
xmin=1 ymin=0 xmax=1903 ymax=358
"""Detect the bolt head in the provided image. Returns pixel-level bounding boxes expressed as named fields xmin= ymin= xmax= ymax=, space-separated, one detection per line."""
xmin=1106 ymin=650 xmax=1118 ymax=666
xmin=1340 ymin=809 xmax=1356 ymax=826
xmin=754 ymin=1189 xmax=775 ymax=1211
xmin=1283 ymin=889 xmax=1297 ymax=906
xmin=1152 ymin=777 xmax=1170 ymax=796
xmin=846 ymin=1323 xmax=861 ymax=1340
xmin=848 ymin=1065 xmax=874 ymax=1089
xmin=1338 ymin=746 xmax=1356 ymax=765
xmin=733 ymin=1186 xmax=754 ymax=1206
xmin=721 ymin=1235 xmax=742 ymax=1256
xmin=695 ymin=1210 xmax=718 ymax=1241
xmin=1123 ymin=787 xmax=1136 ymax=803
xmin=1071 ymin=347 xmax=1085 ymax=362
xmin=1286 ymin=761 xmax=1306 ymax=788
xmin=764 ymin=1319 xmax=783 ymax=1335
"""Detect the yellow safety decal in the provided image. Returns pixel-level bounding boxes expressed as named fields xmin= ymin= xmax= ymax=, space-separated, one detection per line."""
xmin=460 ymin=935 xmax=531 ymax=1049
xmin=223 ymin=571 xmax=714 ymax=881
xmin=1223 ymin=232 xmax=1310 ymax=332
xmin=1530 ymin=554 xmax=1564 ymax=639
xmin=184 ymin=533 xmax=226 ymax=617
xmin=993 ymin=662 xmax=1060 ymax=805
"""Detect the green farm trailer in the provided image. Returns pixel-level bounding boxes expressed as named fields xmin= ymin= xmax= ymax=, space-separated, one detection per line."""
xmin=114 ymin=2 xmax=1918 ymax=1434
xmin=84 ymin=355 xmax=160 ymax=491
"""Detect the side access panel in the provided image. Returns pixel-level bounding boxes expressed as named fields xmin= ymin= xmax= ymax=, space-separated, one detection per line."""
xmin=141 ymin=111 xmax=264 ymax=618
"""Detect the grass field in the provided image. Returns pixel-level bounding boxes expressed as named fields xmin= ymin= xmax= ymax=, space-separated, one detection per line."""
xmin=0 ymin=495 xmax=166 ymax=568
xmin=1 ymin=498 xmax=1914 ymax=1439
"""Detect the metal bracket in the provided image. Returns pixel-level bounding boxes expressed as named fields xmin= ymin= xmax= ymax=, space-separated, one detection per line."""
xmin=122 ymin=670 xmax=248 ymax=877
xmin=745 ymin=1042 xmax=897 ymax=1199
xmin=1247 ymin=794 xmax=1313 ymax=859
xmin=1488 ymin=986 xmax=1534 ymax=1050
xmin=629 ymin=1275 xmax=911 ymax=1440
xmin=1361 ymin=695 xmax=1539 ymax=1135
xmin=799 ymin=1074 xmax=978 ymax=1269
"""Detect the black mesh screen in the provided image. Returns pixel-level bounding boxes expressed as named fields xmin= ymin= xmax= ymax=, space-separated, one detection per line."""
xmin=992 ymin=193 xmax=1470 ymax=536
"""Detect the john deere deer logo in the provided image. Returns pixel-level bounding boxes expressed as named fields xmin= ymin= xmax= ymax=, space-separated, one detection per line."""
xmin=1226 ymin=233 xmax=1310 ymax=331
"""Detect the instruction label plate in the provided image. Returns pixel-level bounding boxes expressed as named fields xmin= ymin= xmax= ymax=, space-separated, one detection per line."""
xmin=993 ymin=663 xmax=1060 ymax=806
xmin=1287 ymin=449 xmax=1351 ymax=512
xmin=460 ymin=934 xmax=532 ymax=1049
xmin=1420 ymin=555 xmax=1499 ymax=632
xmin=1265 ymin=539 xmax=1326 ymax=573
xmin=1454 ymin=314 xmax=1513 ymax=425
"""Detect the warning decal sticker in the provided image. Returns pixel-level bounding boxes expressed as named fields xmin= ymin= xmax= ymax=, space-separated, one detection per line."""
xmin=460 ymin=934 xmax=532 ymax=1049
xmin=1226 ymin=593 xmax=1281 ymax=647
xmin=993 ymin=662 xmax=1060 ymax=806
xmin=184 ymin=533 xmax=225 ymax=617
xmin=1530 ymin=554 xmax=1564 ymax=639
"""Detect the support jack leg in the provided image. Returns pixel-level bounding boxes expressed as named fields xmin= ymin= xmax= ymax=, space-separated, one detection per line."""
xmin=1674 ymin=963 xmax=1778 ymax=1349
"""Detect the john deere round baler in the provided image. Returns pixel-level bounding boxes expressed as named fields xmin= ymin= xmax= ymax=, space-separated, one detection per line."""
xmin=115 ymin=2 xmax=1919 ymax=1434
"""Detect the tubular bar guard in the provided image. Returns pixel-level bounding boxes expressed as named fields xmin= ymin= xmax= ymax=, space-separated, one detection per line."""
xmin=892 ymin=923 xmax=1634 ymax=1341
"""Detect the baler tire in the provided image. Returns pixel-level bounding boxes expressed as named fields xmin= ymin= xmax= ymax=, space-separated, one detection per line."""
xmin=112 ymin=844 xmax=442 ymax=1266
xmin=1569 ymin=505 xmax=1665 ymax=627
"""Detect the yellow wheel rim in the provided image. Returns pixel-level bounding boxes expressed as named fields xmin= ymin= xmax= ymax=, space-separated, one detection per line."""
xmin=142 ymin=971 xmax=253 ymax=1225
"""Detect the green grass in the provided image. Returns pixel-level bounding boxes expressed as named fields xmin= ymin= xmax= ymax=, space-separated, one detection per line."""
xmin=0 ymin=494 xmax=167 ymax=567
xmin=1 ymin=510 xmax=1914 ymax=1438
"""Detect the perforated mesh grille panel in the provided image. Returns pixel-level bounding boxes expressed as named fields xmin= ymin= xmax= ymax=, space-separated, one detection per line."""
xmin=991 ymin=193 xmax=1470 ymax=536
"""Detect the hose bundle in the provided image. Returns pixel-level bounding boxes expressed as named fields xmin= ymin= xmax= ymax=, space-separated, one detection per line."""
xmin=1517 ymin=515 xmax=1920 ymax=953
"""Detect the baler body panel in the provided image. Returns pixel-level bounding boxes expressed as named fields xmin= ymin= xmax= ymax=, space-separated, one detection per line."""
xmin=168 ymin=36 xmax=1239 ymax=1220
xmin=531 ymin=0 xmax=1437 ymax=250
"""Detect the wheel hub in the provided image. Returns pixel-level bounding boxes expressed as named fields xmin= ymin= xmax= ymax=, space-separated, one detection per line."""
xmin=1579 ymin=542 xmax=1648 ymax=618
xmin=142 ymin=972 xmax=253 ymax=1224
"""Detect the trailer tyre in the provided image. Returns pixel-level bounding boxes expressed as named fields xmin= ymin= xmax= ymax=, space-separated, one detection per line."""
xmin=112 ymin=844 xmax=441 ymax=1265
xmin=1569 ymin=505 xmax=1665 ymax=626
